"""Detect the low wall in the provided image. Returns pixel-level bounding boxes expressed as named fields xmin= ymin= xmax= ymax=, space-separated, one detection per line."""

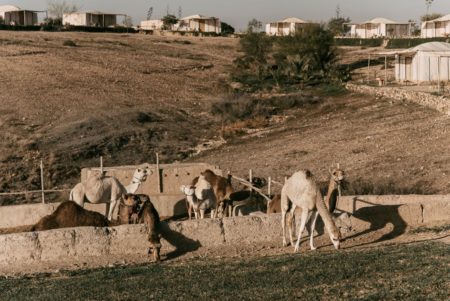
xmin=0 ymin=195 xmax=448 ymax=267
xmin=346 ymin=83 xmax=450 ymax=115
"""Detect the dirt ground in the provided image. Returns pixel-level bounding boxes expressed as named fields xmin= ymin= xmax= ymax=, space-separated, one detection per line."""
xmin=1 ymin=222 xmax=449 ymax=277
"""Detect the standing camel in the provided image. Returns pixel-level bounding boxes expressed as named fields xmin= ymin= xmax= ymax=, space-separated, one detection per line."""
xmin=281 ymin=170 xmax=341 ymax=252
xmin=326 ymin=166 xmax=345 ymax=213
xmin=69 ymin=168 xmax=148 ymax=220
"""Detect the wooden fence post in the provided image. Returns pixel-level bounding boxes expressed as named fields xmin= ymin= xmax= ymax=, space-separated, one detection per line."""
xmin=40 ymin=160 xmax=45 ymax=204
xmin=268 ymin=176 xmax=272 ymax=196
xmin=156 ymin=152 xmax=161 ymax=193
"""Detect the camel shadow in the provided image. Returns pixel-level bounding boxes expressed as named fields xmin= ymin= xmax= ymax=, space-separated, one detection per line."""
xmin=344 ymin=198 xmax=407 ymax=243
xmin=159 ymin=222 xmax=201 ymax=260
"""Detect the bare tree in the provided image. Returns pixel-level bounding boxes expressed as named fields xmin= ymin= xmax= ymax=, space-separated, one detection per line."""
xmin=123 ymin=16 xmax=133 ymax=27
xmin=47 ymin=0 xmax=80 ymax=20
xmin=426 ymin=0 xmax=434 ymax=15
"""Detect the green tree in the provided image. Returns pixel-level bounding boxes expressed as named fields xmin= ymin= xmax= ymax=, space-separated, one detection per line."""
xmin=162 ymin=14 xmax=178 ymax=30
xmin=328 ymin=17 xmax=351 ymax=36
xmin=247 ymin=18 xmax=263 ymax=32
xmin=421 ymin=13 xmax=442 ymax=21
xmin=221 ymin=22 xmax=235 ymax=35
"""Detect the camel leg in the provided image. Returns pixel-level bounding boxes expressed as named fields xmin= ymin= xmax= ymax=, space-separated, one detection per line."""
xmin=288 ymin=206 xmax=296 ymax=247
xmin=294 ymin=209 xmax=310 ymax=252
xmin=282 ymin=209 xmax=288 ymax=247
xmin=309 ymin=211 xmax=319 ymax=251
xmin=108 ymin=199 xmax=117 ymax=221
xmin=200 ymin=209 xmax=205 ymax=219
xmin=188 ymin=204 xmax=192 ymax=220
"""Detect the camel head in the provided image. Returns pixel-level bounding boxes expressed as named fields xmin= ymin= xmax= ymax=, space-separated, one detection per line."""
xmin=132 ymin=168 xmax=149 ymax=184
xmin=329 ymin=167 xmax=345 ymax=185
xmin=328 ymin=227 xmax=342 ymax=250
xmin=180 ymin=185 xmax=195 ymax=196
xmin=120 ymin=194 xmax=141 ymax=223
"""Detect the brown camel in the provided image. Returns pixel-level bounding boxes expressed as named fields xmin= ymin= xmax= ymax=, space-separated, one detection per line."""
xmin=123 ymin=194 xmax=162 ymax=262
xmin=32 ymin=201 xmax=109 ymax=232
xmin=192 ymin=169 xmax=234 ymax=217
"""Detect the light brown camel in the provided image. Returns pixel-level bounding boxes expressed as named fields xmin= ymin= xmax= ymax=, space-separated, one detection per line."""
xmin=69 ymin=168 xmax=148 ymax=221
xmin=181 ymin=174 xmax=217 ymax=219
xmin=32 ymin=201 xmax=110 ymax=232
xmin=269 ymin=166 xmax=345 ymax=214
xmin=191 ymin=169 xmax=234 ymax=217
xmin=281 ymin=170 xmax=341 ymax=252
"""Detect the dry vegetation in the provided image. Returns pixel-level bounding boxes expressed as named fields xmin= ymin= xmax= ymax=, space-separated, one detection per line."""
xmin=2 ymin=31 xmax=450 ymax=203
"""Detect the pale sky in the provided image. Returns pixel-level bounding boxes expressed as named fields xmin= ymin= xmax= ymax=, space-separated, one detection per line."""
xmin=2 ymin=0 xmax=450 ymax=31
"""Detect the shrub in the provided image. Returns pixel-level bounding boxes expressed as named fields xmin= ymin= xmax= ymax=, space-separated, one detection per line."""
xmin=386 ymin=38 xmax=449 ymax=49
xmin=63 ymin=39 xmax=77 ymax=47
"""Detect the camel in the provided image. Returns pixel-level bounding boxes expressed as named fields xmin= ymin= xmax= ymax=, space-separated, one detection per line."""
xmin=191 ymin=169 xmax=234 ymax=217
xmin=281 ymin=170 xmax=341 ymax=252
xmin=69 ymin=168 xmax=148 ymax=221
xmin=123 ymin=194 xmax=162 ymax=262
xmin=117 ymin=193 xmax=141 ymax=224
xmin=181 ymin=175 xmax=217 ymax=219
xmin=269 ymin=166 xmax=345 ymax=214
xmin=32 ymin=201 xmax=109 ymax=232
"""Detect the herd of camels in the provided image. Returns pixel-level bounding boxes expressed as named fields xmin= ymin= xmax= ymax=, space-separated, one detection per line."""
xmin=21 ymin=165 xmax=346 ymax=262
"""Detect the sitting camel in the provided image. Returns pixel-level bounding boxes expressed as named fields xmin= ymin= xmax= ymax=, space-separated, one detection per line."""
xmin=69 ymin=168 xmax=148 ymax=221
xmin=181 ymin=175 xmax=217 ymax=219
xmin=32 ymin=201 xmax=109 ymax=232
xmin=191 ymin=169 xmax=234 ymax=217
xmin=281 ymin=170 xmax=341 ymax=252
xmin=122 ymin=194 xmax=162 ymax=262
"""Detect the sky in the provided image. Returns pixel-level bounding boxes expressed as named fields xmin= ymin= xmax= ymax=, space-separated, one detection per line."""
xmin=2 ymin=0 xmax=450 ymax=31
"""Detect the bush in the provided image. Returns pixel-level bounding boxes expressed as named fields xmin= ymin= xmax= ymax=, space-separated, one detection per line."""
xmin=334 ymin=38 xmax=384 ymax=47
xmin=63 ymin=39 xmax=77 ymax=47
xmin=386 ymin=38 xmax=449 ymax=49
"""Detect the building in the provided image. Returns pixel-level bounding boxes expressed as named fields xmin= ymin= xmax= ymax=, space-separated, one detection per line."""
xmin=63 ymin=11 xmax=122 ymax=27
xmin=350 ymin=17 xmax=412 ymax=38
xmin=265 ymin=17 xmax=313 ymax=36
xmin=0 ymin=5 xmax=39 ymax=26
xmin=387 ymin=42 xmax=450 ymax=83
xmin=140 ymin=19 xmax=164 ymax=31
xmin=177 ymin=15 xmax=221 ymax=34
xmin=421 ymin=14 xmax=450 ymax=38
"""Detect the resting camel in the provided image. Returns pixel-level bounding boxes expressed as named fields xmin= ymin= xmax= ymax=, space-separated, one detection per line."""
xmin=123 ymin=194 xmax=162 ymax=262
xmin=69 ymin=168 xmax=148 ymax=220
xmin=191 ymin=169 xmax=234 ymax=217
xmin=281 ymin=170 xmax=341 ymax=252
xmin=181 ymin=175 xmax=217 ymax=219
xmin=32 ymin=201 xmax=109 ymax=232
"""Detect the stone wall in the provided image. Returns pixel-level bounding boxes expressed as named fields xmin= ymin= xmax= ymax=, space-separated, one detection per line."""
xmin=346 ymin=83 xmax=450 ymax=115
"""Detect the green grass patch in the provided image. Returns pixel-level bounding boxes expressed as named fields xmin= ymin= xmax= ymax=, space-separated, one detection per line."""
xmin=0 ymin=242 xmax=448 ymax=300
xmin=386 ymin=38 xmax=449 ymax=49
xmin=335 ymin=38 xmax=384 ymax=47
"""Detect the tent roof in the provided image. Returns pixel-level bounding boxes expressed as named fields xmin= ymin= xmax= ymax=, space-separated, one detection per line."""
xmin=0 ymin=5 xmax=20 ymax=12
xmin=354 ymin=17 xmax=409 ymax=25
xmin=181 ymin=14 xmax=217 ymax=20
xmin=379 ymin=42 xmax=450 ymax=56
xmin=279 ymin=17 xmax=307 ymax=23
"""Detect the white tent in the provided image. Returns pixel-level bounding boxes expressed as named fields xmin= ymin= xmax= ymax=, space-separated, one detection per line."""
xmin=265 ymin=17 xmax=312 ymax=36
xmin=382 ymin=42 xmax=450 ymax=83
xmin=350 ymin=17 xmax=411 ymax=38
xmin=421 ymin=14 xmax=450 ymax=38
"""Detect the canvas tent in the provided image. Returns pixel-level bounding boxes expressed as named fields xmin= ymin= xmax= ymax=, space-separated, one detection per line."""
xmin=421 ymin=14 xmax=450 ymax=38
xmin=178 ymin=15 xmax=221 ymax=33
xmin=381 ymin=42 xmax=450 ymax=83
xmin=63 ymin=11 xmax=124 ymax=27
xmin=265 ymin=17 xmax=313 ymax=36
xmin=0 ymin=5 xmax=42 ymax=26
xmin=350 ymin=17 xmax=411 ymax=38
